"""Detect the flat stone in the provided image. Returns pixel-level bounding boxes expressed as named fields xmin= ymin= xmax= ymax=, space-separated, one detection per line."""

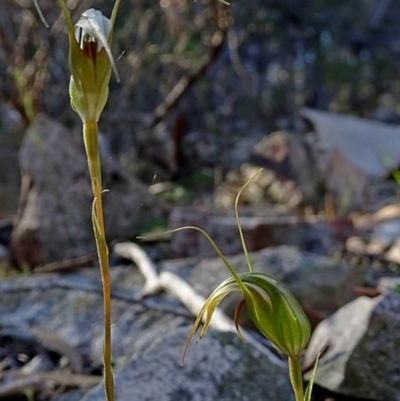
xmin=251 ymin=130 xmax=322 ymax=205
xmin=301 ymin=108 xmax=400 ymax=210
xmin=304 ymin=292 xmax=400 ymax=401
xmin=80 ymin=327 xmax=294 ymax=401
xmin=0 ymin=244 xmax=8 ymax=264
xmin=347 ymin=204 xmax=400 ymax=263
xmin=0 ymin=266 xmax=186 ymax=367
xmin=377 ymin=277 xmax=400 ymax=293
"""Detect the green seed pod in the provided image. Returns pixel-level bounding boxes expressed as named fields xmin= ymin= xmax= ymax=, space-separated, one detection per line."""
xmin=58 ymin=1 xmax=121 ymax=123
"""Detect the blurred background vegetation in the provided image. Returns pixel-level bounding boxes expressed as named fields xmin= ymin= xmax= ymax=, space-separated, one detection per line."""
xmin=1 ymin=0 xmax=400 ymax=218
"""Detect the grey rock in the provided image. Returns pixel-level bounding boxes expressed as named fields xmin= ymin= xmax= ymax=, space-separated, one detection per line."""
xmin=369 ymin=219 xmax=400 ymax=244
xmin=369 ymin=107 xmax=400 ymax=125
xmin=0 ymin=244 xmax=8 ymax=263
xmin=80 ymin=327 xmax=294 ymax=401
xmin=378 ymin=277 xmax=400 ymax=293
xmin=53 ymin=389 xmax=87 ymax=401
xmin=0 ymin=124 xmax=23 ymax=218
xmin=0 ymin=256 xmax=295 ymax=401
xmin=0 ymin=266 xmax=186 ymax=367
xmin=251 ymin=130 xmax=322 ymax=205
xmin=304 ymin=292 xmax=400 ymax=401
xmin=21 ymin=354 xmax=55 ymax=374
xmin=301 ymin=108 xmax=400 ymax=210
xmin=347 ymin=204 xmax=400 ymax=263
xmin=224 ymin=136 xmax=263 ymax=171
xmin=10 ymin=114 xmax=165 ymax=267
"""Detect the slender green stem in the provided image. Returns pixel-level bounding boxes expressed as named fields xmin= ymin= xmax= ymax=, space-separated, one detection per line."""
xmin=83 ymin=121 xmax=114 ymax=401
xmin=234 ymin=168 xmax=263 ymax=273
xmin=288 ymin=356 xmax=304 ymax=401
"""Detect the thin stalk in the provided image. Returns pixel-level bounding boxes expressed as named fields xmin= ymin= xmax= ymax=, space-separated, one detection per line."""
xmin=234 ymin=168 xmax=263 ymax=273
xmin=139 ymin=226 xmax=251 ymax=298
xmin=83 ymin=121 xmax=114 ymax=401
xmin=288 ymin=356 xmax=304 ymax=401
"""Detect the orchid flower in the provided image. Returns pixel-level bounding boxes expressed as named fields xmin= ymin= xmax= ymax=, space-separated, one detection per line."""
xmin=183 ymin=271 xmax=311 ymax=360
xmin=57 ymin=0 xmax=121 ymax=123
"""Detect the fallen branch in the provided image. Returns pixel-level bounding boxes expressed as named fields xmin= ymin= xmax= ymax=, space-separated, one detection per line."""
xmin=159 ymin=271 xmax=232 ymax=332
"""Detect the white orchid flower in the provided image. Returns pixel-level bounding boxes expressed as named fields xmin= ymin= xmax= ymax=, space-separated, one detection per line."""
xmin=58 ymin=0 xmax=121 ymax=123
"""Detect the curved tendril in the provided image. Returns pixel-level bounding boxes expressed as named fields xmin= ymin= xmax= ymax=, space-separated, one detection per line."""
xmin=138 ymin=226 xmax=250 ymax=297
xmin=33 ymin=0 xmax=49 ymax=28
xmin=235 ymin=168 xmax=263 ymax=273
xmin=109 ymin=0 xmax=122 ymax=81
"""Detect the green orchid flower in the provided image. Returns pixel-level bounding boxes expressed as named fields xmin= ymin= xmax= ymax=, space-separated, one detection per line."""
xmin=184 ymin=271 xmax=311 ymax=361
xmin=180 ymin=239 xmax=312 ymax=401
xmin=57 ymin=0 xmax=121 ymax=123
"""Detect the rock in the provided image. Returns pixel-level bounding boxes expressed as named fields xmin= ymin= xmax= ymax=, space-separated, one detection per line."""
xmin=347 ymin=204 xmax=400 ymax=263
xmin=53 ymin=389 xmax=86 ymax=401
xmin=0 ymin=258 xmax=295 ymax=401
xmin=369 ymin=94 xmax=400 ymax=123
xmin=374 ymin=222 xmax=400 ymax=245
xmin=80 ymin=327 xmax=294 ymax=401
xmin=304 ymin=292 xmax=400 ymax=401
xmin=369 ymin=107 xmax=400 ymax=125
xmin=0 ymin=244 xmax=8 ymax=264
xmin=162 ymin=246 xmax=364 ymax=326
xmin=182 ymin=130 xmax=263 ymax=172
xmin=377 ymin=277 xmax=400 ymax=293
xmin=10 ymin=114 xmax=165 ymax=267
xmin=224 ymin=136 xmax=264 ymax=171
xmin=169 ymin=206 xmax=353 ymax=258
xmin=301 ymin=108 xmax=400 ymax=211
xmin=0 ymin=266 xmax=186 ymax=367
xmin=0 ymin=218 xmax=13 ymax=247
xmin=250 ymin=130 xmax=322 ymax=205
xmin=384 ymin=240 xmax=400 ymax=264
xmin=0 ymin=118 xmax=23 ymax=218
